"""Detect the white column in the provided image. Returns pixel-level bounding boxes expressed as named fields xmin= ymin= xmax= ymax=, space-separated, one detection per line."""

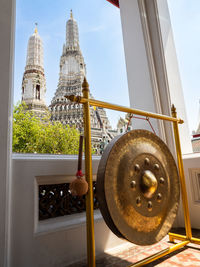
xmin=119 ymin=0 xmax=192 ymax=154
xmin=156 ymin=0 xmax=192 ymax=154
xmin=0 ymin=0 xmax=15 ymax=265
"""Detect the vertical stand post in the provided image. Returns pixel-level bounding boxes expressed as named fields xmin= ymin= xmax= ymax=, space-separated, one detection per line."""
xmin=171 ymin=105 xmax=192 ymax=239
xmin=82 ymin=77 xmax=96 ymax=267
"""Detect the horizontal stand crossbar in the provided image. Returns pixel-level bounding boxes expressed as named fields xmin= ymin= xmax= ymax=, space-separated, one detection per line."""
xmin=65 ymin=95 xmax=183 ymax=124
xmin=169 ymin=232 xmax=200 ymax=245
xmin=129 ymin=232 xmax=200 ymax=266
xmin=128 ymin=240 xmax=189 ymax=267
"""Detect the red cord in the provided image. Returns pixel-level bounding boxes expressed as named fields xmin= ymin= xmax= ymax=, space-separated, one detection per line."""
xmin=76 ymin=170 xmax=83 ymax=178
xmin=133 ymin=116 xmax=147 ymax=121
xmin=146 ymin=117 xmax=156 ymax=135
xmin=126 ymin=114 xmax=156 ymax=135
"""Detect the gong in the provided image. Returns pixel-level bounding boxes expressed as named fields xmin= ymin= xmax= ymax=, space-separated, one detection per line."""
xmin=96 ymin=129 xmax=180 ymax=245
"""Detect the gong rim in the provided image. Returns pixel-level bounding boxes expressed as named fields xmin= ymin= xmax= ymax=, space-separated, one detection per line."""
xmin=96 ymin=134 xmax=124 ymax=239
xmin=97 ymin=129 xmax=180 ymax=245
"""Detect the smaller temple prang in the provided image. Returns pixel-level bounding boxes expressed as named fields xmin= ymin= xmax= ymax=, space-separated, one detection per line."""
xmin=21 ymin=24 xmax=47 ymax=116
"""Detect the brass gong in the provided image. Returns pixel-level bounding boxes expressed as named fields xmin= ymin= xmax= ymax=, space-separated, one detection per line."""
xmin=96 ymin=129 xmax=180 ymax=245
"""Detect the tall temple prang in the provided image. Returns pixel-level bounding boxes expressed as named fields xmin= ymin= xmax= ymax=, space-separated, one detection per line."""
xmin=21 ymin=24 xmax=47 ymax=116
xmin=50 ymin=11 xmax=116 ymax=153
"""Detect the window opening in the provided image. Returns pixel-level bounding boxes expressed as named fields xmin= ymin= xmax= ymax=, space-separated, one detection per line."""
xmin=14 ymin=0 xmax=129 ymax=155
xmin=36 ymin=84 xmax=40 ymax=100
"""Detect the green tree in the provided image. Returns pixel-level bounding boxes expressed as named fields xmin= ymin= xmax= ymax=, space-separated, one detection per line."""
xmin=12 ymin=102 xmax=80 ymax=154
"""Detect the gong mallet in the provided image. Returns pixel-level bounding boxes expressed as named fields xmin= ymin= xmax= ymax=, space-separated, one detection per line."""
xmin=69 ymin=135 xmax=88 ymax=196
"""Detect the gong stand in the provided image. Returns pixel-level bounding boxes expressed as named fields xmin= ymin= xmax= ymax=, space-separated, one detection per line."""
xmin=66 ymin=77 xmax=200 ymax=267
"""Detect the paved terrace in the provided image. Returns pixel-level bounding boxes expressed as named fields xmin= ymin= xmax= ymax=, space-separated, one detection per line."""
xmin=68 ymin=228 xmax=200 ymax=266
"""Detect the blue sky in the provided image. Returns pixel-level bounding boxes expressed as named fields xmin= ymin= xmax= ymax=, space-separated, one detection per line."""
xmin=168 ymin=0 xmax=200 ymax=134
xmin=14 ymin=0 xmax=200 ymax=133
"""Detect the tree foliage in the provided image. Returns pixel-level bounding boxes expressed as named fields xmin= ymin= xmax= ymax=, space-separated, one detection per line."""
xmin=12 ymin=102 xmax=80 ymax=154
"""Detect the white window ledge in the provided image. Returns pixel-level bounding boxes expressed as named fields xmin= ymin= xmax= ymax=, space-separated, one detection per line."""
xmin=35 ymin=210 xmax=102 ymax=236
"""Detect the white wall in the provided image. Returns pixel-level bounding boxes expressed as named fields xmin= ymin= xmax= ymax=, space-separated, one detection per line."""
xmin=0 ymin=0 xmax=15 ymax=266
xmin=181 ymin=153 xmax=200 ymax=229
xmin=10 ymin=155 xmax=126 ymax=266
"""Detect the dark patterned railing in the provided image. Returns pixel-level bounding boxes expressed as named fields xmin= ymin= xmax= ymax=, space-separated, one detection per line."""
xmin=39 ymin=181 xmax=99 ymax=220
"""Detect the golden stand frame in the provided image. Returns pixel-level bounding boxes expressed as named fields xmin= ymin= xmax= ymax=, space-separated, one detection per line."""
xmin=66 ymin=78 xmax=200 ymax=267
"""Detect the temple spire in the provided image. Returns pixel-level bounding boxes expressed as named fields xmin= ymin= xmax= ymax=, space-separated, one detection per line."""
xmin=66 ymin=10 xmax=79 ymax=49
xmin=70 ymin=9 xmax=73 ymax=19
xmin=34 ymin=22 xmax=38 ymax=34
xmin=26 ymin=24 xmax=43 ymax=67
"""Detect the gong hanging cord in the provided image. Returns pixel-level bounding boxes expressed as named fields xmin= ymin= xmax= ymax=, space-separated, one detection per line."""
xmin=126 ymin=114 xmax=156 ymax=135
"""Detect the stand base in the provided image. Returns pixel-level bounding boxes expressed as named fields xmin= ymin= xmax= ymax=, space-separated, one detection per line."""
xmin=128 ymin=232 xmax=200 ymax=267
